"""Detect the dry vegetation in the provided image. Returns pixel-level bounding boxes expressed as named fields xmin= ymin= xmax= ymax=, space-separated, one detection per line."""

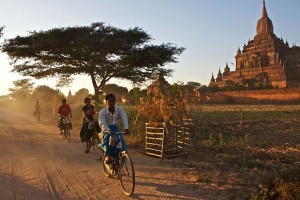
xmin=123 ymin=104 xmax=300 ymax=199
xmin=175 ymin=105 xmax=300 ymax=199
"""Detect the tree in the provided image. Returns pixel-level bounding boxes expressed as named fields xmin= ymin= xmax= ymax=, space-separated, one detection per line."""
xmin=2 ymin=22 xmax=185 ymax=107
xmin=9 ymin=79 xmax=34 ymax=101
xmin=72 ymin=88 xmax=91 ymax=106
xmin=199 ymin=85 xmax=208 ymax=95
xmin=186 ymin=81 xmax=201 ymax=89
xmin=0 ymin=26 xmax=4 ymax=38
xmin=102 ymin=84 xmax=128 ymax=102
xmin=128 ymin=87 xmax=147 ymax=105
xmin=31 ymin=85 xmax=65 ymax=118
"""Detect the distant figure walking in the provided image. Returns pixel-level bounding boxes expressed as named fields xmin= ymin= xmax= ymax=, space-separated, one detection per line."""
xmin=34 ymin=101 xmax=41 ymax=122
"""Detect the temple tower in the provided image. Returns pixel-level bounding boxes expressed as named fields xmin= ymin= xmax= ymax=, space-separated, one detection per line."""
xmin=210 ymin=0 xmax=300 ymax=88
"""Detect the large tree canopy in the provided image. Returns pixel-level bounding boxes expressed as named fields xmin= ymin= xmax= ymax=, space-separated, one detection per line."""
xmin=2 ymin=22 xmax=185 ymax=105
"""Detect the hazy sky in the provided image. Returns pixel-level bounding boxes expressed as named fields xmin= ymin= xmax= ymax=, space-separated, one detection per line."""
xmin=1 ymin=0 xmax=300 ymax=95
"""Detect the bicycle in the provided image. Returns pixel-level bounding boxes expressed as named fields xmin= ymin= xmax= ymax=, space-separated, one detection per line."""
xmin=100 ymin=132 xmax=135 ymax=197
xmin=61 ymin=117 xmax=71 ymax=142
xmin=34 ymin=110 xmax=41 ymax=122
xmin=81 ymin=121 xmax=102 ymax=160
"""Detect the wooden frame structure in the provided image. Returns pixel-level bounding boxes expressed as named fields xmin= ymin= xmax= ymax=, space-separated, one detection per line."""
xmin=145 ymin=120 xmax=194 ymax=159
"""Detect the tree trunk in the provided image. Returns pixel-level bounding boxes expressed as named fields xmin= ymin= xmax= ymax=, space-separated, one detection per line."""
xmin=93 ymin=88 xmax=102 ymax=110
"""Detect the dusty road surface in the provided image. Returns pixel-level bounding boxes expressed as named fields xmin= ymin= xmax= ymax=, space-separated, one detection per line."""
xmin=0 ymin=108 xmax=221 ymax=200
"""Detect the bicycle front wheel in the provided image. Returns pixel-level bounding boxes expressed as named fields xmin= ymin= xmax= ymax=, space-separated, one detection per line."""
xmin=119 ymin=153 xmax=135 ymax=197
xmin=65 ymin=125 xmax=70 ymax=142
xmin=92 ymin=139 xmax=103 ymax=161
xmin=102 ymin=156 xmax=111 ymax=177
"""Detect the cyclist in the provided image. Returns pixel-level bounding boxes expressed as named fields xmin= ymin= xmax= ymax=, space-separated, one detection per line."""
xmin=58 ymin=99 xmax=72 ymax=135
xmin=98 ymin=93 xmax=130 ymax=163
xmin=80 ymin=97 xmax=100 ymax=153
xmin=34 ymin=101 xmax=41 ymax=121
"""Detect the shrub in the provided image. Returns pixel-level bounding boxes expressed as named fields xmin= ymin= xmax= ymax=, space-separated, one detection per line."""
xmin=251 ymin=168 xmax=300 ymax=200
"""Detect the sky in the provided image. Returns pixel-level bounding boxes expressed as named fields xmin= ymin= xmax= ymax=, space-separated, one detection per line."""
xmin=1 ymin=0 xmax=300 ymax=96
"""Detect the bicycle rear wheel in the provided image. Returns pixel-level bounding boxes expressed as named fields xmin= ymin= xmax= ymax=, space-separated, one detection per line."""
xmin=119 ymin=153 xmax=135 ymax=197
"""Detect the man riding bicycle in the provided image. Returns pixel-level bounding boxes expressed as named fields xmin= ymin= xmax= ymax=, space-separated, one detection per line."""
xmin=58 ymin=99 xmax=72 ymax=134
xmin=98 ymin=93 xmax=130 ymax=163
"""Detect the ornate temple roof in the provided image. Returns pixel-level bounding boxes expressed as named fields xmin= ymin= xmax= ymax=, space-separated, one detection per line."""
xmin=256 ymin=0 xmax=274 ymax=35
xmin=224 ymin=62 xmax=230 ymax=73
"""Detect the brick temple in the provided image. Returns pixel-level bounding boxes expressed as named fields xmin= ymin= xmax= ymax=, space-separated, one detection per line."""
xmin=210 ymin=0 xmax=300 ymax=88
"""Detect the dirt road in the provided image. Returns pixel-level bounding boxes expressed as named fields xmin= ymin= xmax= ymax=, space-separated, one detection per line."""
xmin=0 ymin=109 xmax=212 ymax=200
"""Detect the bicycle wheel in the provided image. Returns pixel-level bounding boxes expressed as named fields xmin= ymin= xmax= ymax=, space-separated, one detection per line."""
xmin=63 ymin=126 xmax=67 ymax=140
xmin=66 ymin=125 xmax=71 ymax=142
xmin=81 ymin=141 xmax=87 ymax=151
xmin=92 ymin=131 xmax=95 ymax=150
xmin=92 ymin=139 xmax=103 ymax=160
xmin=119 ymin=153 xmax=135 ymax=197
xmin=102 ymin=156 xmax=112 ymax=177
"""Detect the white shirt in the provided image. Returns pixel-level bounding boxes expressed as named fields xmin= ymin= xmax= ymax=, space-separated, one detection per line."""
xmin=98 ymin=106 xmax=129 ymax=131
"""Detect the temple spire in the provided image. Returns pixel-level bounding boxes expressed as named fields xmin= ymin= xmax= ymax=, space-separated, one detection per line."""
xmin=256 ymin=0 xmax=273 ymax=35
xmin=262 ymin=0 xmax=268 ymax=18
xmin=210 ymin=73 xmax=215 ymax=82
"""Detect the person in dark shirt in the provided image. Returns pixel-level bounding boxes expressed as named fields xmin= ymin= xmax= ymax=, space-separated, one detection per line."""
xmin=80 ymin=97 xmax=100 ymax=153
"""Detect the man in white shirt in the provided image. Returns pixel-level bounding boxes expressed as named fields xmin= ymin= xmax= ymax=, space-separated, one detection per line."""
xmin=98 ymin=93 xmax=130 ymax=162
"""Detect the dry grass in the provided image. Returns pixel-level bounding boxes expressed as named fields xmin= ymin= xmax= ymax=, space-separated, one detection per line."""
xmin=178 ymin=104 xmax=300 ymax=199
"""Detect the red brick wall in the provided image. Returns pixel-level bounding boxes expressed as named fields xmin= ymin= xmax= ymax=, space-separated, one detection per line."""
xmin=207 ymin=88 xmax=300 ymax=103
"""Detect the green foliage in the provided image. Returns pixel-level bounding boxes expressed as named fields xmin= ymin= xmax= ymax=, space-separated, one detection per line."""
xmin=186 ymin=81 xmax=201 ymax=89
xmin=127 ymin=87 xmax=147 ymax=105
xmin=2 ymin=22 xmax=184 ymax=105
xmin=199 ymin=85 xmax=208 ymax=94
xmin=125 ymin=106 xmax=147 ymax=144
xmin=102 ymin=84 xmax=128 ymax=102
xmin=222 ymin=80 xmax=245 ymax=91
xmin=8 ymin=79 xmax=34 ymax=101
